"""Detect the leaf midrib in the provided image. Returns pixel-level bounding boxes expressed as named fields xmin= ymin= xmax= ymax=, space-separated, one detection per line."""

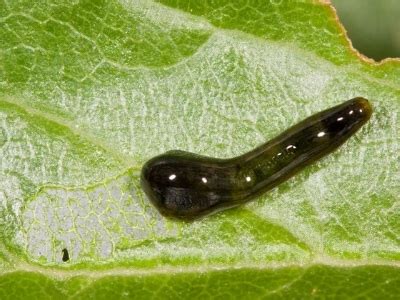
xmin=4 ymin=258 xmax=400 ymax=280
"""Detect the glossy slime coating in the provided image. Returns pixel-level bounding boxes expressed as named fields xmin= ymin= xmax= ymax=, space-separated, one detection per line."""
xmin=141 ymin=98 xmax=372 ymax=221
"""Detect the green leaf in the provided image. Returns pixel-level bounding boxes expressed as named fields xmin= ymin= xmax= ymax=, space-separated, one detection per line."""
xmin=0 ymin=0 xmax=399 ymax=298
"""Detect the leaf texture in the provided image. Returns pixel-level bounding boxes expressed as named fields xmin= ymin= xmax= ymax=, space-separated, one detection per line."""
xmin=0 ymin=0 xmax=399 ymax=298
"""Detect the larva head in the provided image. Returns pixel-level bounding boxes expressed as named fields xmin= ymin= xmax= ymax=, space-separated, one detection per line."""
xmin=319 ymin=97 xmax=372 ymax=140
xmin=140 ymin=152 xmax=234 ymax=220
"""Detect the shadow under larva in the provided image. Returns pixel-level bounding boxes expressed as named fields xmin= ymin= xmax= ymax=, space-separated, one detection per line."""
xmin=141 ymin=97 xmax=372 ymax=221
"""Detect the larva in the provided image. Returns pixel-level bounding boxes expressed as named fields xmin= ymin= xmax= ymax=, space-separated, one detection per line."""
xmin=141 ymin=97 xmax=372 ymax=221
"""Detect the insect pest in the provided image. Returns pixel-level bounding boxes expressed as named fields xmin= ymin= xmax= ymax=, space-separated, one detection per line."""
xmin=141 ymin=98 xmax=372 ymax=221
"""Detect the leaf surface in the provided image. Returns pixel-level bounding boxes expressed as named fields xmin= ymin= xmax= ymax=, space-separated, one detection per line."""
xmin=0 ymin=0 xmax=399 ymax=298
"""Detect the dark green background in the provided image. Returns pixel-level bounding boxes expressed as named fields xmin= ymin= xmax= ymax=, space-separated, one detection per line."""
xmin=332 ymin=0 xmax=400 ymax=60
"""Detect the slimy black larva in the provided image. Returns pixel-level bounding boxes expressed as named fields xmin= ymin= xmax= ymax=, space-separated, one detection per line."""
xmin=141 ymin=97 xmax=372 ymax=221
